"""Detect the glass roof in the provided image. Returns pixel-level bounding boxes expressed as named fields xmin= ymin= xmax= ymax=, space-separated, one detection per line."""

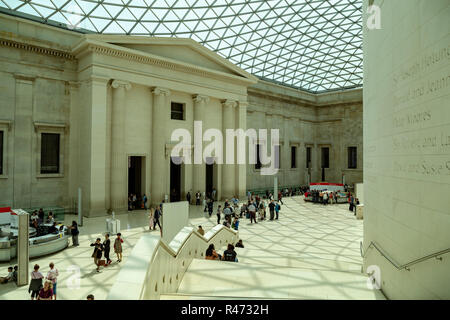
xmin=0 ymin=0 xmax=363 ymax=93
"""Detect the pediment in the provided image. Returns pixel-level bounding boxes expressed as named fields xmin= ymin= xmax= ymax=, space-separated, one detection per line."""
xmin=78 ymin=35 xmax=257 ymax=82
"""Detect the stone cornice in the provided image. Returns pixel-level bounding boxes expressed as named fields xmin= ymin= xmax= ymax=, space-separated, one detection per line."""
xmin=0 ymin=37 xmax=75 ymax=60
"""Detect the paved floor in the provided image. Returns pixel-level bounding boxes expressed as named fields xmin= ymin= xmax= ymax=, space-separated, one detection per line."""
xmin=0 ymin=197 xmax=384 ymax=300
xmin=178 ymin=197 xmax=385 ymax=300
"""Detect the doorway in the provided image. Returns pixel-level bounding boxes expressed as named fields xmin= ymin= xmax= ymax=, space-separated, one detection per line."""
xmin=170 ymin=157 xmax=182 ymax=202
xmin=128 ymin=156 xmax=144 ymax=207
xmin=206 ymin=163 xmax=214 ymax=198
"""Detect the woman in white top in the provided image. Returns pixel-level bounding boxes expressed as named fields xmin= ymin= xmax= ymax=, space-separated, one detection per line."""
xmin=29 ymin=264 xmax=44 ymax=300
xmin=46 ymin=262 xmax=59 ymax=300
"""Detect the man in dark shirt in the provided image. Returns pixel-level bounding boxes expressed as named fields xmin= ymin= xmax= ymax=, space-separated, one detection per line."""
xmin=103 ymin=233 xmax=112 ymax=265
xmin=222 ymin=244 xmax=237 ymax=262
xmin=268 ymin=200 xmax=275 ymax=220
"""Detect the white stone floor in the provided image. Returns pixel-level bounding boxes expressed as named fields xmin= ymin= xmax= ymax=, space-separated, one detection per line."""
xmin=0 ymin=196 xmax=385 ymax=300
xmin=177 ymin=197 xmax=386 ymax=300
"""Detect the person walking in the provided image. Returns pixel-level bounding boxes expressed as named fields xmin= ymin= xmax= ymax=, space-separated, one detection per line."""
xmin=103 ymin=234 xmax=112 ymax=266
xmin=208 ymin=198 xmax=214 ymax=217
xmin=46 ymin=262 xmax=59 ymax=300
xmin=154 ymin=206 xmax=162 ymax=234
xmin=114 ymin=233 xmax=124 ymax=262
xmin=149 ymin=207 xmax=155 ymax=231
xmin=90 ymin=238 xmax=104 ymax=272
xmin=29 ymin=264 xmax=43 ymax=300
xmin=67 ymin=221 xmax=79 ymax=246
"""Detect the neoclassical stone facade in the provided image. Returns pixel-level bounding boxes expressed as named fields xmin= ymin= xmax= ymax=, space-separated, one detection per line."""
xmin=0 ymin=14 xmax=362 ymax=217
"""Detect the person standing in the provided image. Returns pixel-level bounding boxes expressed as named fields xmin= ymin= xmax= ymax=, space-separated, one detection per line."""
xmin=149 ymin=207 xmax=155 ymax=231
xmin=196 ymin=191 xmax=200 ymax=205
xmin=248 ymin=202 xmax=257 ymax=224
xmin=103 ymin=234 xmax=112 ymax=266
xmin=90 ymin=238 xmax=104 ymax=272
xmin=208 ymin=198 xmax=214 ymax=217
xmin=29 ymin=264 xmax=43 ymax=300
xmin=212 ymin=188 xmax=216 ymax=201
xmin=269 ymin=200 xmax=275 ymax=220
xmin=186 ymin=191 xmax=191 ymax=205
xmin=275 ymin=201 xmax=281 ymax=220
xmin=323 ymin=192 xmax=328 ymax=205
xmin=216 ymin=205 xmax=222 ymax=225
xmin=46 ymin=262 xmax=59 ymax=300
xmin=67 ymin=221 xmax=79 ymax=246
xmin=114 ymin=233 xmax=124 ymax=262
xmin=143 ymin=194 xmax=148 ymax=210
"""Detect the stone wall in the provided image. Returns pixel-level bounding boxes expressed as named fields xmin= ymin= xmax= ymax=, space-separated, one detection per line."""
xmin=363 ymin=0 xmax=450 ymax=299
xmin=246 ymin=81 xmax=363 ymax=191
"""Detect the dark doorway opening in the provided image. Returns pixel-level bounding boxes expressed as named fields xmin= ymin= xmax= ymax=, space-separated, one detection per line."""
xmin=129 ymin=156 xmax=143 ymax=207
xmin=206 ymin=163 xmax=214 ymax=198
xmin=170 ymin=157 xmax=181 ymax=202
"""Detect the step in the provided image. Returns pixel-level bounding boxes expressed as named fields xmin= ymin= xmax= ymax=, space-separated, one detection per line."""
xmin=177 ymin=259 xmax=385 ymax=300
xmin=160 ymin=293 xmax=279 ymax=300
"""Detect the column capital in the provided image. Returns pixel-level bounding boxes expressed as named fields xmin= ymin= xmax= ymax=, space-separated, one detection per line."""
xmin=238 ymin=101 xmax=249 ymax=108
xmin=222 ymin=99 xmax=237 ymax=108
xmin=152 ymin=87 xmax=171 ymax=97
xmin=193 ymin=94 xmax=210 ymax=104
xmin=111 ymin=80 xmax=132 ymax=90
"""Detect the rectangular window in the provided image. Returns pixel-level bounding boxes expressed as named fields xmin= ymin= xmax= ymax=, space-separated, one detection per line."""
xmin=41 ymin=133 xmax=60 ymax=174
xmin=291 ymin=146 xmax=297 ymax=169
xmin=321 ymin=147 xmax=329 ymax=168
xmin=0 ymin=131 xmax=3 ymax=175
xmin=255 ymin=144 xmax=262 ymax=170
xmin=348 ymin=146 xmax=357 ymax=169
xmin=306 ymin=147 xmax=311 ymax=168
xmin=171 ymin=102 xmax=184 ymax=120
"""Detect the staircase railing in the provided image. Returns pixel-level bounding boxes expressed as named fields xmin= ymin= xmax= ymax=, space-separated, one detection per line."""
xmin=360 ymin=241 xmax=449 ymax=271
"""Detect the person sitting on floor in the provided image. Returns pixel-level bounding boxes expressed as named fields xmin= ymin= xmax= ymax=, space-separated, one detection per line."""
xmin=205 ymin=244 xmax=221 ymax=260
xmin=235 ymin=239 xmax=244 ymax=248
xmin=222 ymin=244 xmax=238 ymax=262
xmin=0 ymin=267 xmax=13 ymax=284
xmin=197 ymin=225 xmax=205 ymax=236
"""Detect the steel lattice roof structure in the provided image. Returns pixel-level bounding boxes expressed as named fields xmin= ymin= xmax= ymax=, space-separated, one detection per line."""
xmin=0 ymin=0 xmax=363 ymax=93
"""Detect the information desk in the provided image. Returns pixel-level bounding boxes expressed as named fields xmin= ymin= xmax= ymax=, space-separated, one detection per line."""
xmin=0 ymin=225 xmax=69 ymax=262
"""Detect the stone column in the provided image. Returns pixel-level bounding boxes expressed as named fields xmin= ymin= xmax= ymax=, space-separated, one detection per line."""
xmin=222 ymin=100 xmax=237 ymax=199
xmin=151 ymin=87 xmax=171 ymax=205
xmin=110 ymin=80 xmax=131 ymax=212
xmin=13 ymin=74 xmax=35 ymax=209
xmin=192 ymin=94 xmax=210 ymax=195
xmin=236 ymin=101 xmax=248 ymax=199
xmin=86 ymin=77 xmax=109 ymax=217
